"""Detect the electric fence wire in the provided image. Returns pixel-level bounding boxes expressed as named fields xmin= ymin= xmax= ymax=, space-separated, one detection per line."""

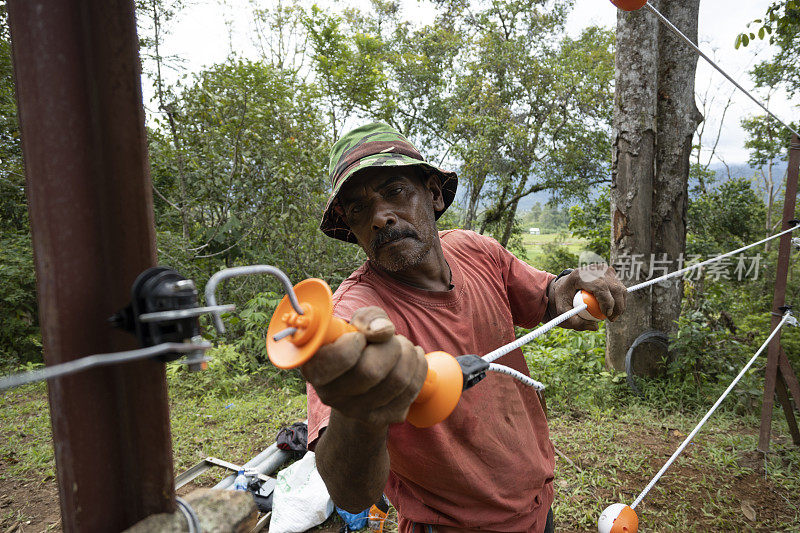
xmin=176 ymin=496 xmax=202 ymax=533
xmin=487 ymin=363 xmax=546 ymax=390
xmin=630 ymin=311 xmax=795 ymax=509
xmin=0 ymin=342 xmax=211 ymax=392
xmin=644 ymin=1 xmax=799 ymax=139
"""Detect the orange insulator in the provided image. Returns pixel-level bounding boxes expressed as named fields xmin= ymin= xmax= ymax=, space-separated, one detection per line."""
xmin=610 ymin=0 xmax=647 ymax=11
xmin=267 ymin=278 xmax=356 ymax=369
xmin=573 ymin=290 xmax=607 ymax=321
xmin=598 ymin=504 xmax=639 ymax=533
xmin=267 ymin=278 xmax=464 ymax=427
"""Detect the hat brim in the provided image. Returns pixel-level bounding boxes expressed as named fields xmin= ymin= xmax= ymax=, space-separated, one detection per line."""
xmin=320 ymin=156 xmax=457 ymax=244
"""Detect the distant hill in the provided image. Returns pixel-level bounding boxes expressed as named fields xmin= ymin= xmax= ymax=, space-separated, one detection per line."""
xmin=456 ymin=160 xmax=790 ymax=215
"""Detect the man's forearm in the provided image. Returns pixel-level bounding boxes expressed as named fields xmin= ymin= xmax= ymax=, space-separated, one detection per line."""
xmin=315 ymin=409 xmax=391 ymax=512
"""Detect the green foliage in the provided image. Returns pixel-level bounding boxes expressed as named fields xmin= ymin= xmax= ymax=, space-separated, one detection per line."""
xmin=0 ymin=234 xmax=40 ymax=366
xmin=535 ymin=234 xmax=580 ymax=274
xmin=0 ymin=7 xmax=39 ymax=366
xmin=519 ymin=202 xmax=571 ymax=234
xmin=148 ymin=57 xmax=363 ymax=312
xmin=741 ymin=114 xmax=792 ymax=167
xmin=737 ymin=1 xmax=800 ymax=98
xmin=669 ymin=306 xmax=746 ymax=387
xmin=568 ymin=190 xmax=610 ymax=258
xmin=687 ymin=177 xmax=766 ymax=255
xmin=523 ymin=324 xmax=628 ymax=412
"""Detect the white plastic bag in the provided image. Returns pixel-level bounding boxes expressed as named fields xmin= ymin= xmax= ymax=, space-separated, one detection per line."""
xmin=269 ymin=452 xmax=334 ymax=533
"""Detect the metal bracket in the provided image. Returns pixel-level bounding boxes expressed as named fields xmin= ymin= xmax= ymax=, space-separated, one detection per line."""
xmin=205 ymin=265 xmax=304 ymax=334
xmin=175 ymin=456 xmax=274 ymax=489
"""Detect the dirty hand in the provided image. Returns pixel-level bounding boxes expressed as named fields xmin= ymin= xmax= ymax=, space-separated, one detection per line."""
xmin=547 ymin=265 xmax=627 ymax=331
xmin=300 ymin=306 xmax=428 ymax=427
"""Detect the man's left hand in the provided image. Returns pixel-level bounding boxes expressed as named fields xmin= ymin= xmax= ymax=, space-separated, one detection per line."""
xmin=546 ymin=265 xmax=626 ymax=331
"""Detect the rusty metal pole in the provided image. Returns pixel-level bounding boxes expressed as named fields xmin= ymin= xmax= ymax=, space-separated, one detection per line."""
xmin=7 ymin=0 xmax=175 ymax=530
xmin=758 ymin=134 xmax=800 ymax=452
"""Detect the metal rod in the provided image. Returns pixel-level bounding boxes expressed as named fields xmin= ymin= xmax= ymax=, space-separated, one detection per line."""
xmin=138 ymin=304 xmax=235 ymax=323
xmin=273 ymin=327 xmax=298 ymax=341
xmin=644 ymin=2 xmax=799 ymax=139
xmin=205 ymin=265 xmax=304 ymax=334
xmin=0 ymin=342 xmax=211 ymax=392
xmin=759 ymin=133 xmax=800 ymax=452
xmin=6 ymin=0 xmax=175 ymax=528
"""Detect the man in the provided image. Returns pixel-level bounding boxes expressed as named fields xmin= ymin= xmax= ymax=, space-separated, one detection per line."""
xmin=302 ymin=122 xmax=626 ymax=532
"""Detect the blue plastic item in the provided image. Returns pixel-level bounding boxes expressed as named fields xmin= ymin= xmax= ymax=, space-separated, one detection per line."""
xmin=233 ymin=469 xmax=249 ymax=491
xmin=336 ymin=506 xmax=369 ymax=530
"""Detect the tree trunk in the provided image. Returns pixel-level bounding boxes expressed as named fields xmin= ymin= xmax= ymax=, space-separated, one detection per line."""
xmin=607 ymin=0 xmax=702 ymax=371
xmin=462 ymin=173 xmax=486 ymax=230
xmin=500 ymin=196 xmax=521 ymax=248
xmin=651 ymin=0 xmax=703 ymax=336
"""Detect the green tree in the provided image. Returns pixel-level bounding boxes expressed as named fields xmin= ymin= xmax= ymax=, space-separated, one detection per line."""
xmin=687 ymin=177 xmax=766 ymax=256
xmin=302 ymin=0 xmax=614 ymax=247
xmin=0 ymin=5 xmax=41 ymax=366
xmin=736 ymin=1 xmax=800 ymax=97
xmin=148 ymin=59 xmax=361 ymax=313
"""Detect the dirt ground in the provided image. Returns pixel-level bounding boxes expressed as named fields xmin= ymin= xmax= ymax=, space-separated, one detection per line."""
xmin=1 ymin=412 xmax=798 ymax=532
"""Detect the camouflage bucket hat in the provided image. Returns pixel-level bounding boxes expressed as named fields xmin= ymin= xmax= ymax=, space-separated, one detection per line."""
xmin=320 ymin=122 xmax=458 ymax=243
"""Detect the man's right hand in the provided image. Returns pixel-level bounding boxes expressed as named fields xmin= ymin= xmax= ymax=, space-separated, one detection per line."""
xmin=300 ymin=306 xmax=429 ymax=428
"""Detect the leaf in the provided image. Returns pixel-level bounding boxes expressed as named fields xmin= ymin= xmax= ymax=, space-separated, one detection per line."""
xmin=741 ymin=500 xmax=756 ymax=522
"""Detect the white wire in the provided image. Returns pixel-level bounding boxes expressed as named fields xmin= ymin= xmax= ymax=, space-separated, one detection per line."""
xmin=630 ymin=312 xmax=792 ymax=509
xmin=644 ymin=2 xmax=800 ymax=139
xmin=481 ymin=304 xmax=587 ymax=364
xmin=627 ymin=224 xmax=799 ymax=292
xmin=487 ymin=363 xmax=545 ymax=390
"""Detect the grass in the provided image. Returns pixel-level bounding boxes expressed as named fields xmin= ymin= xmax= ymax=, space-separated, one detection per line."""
xmin=2 ymin=335 xmax=800 ymax=531
xmin=522 ymin=231 xmax=590 ymax=267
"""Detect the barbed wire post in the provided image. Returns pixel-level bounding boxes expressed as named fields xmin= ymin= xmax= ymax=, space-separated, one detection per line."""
xmin=759 ymin=133 xmax=800 ymax=452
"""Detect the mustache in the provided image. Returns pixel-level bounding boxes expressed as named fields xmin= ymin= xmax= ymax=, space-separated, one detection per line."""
xmin=370 ymin=227 xmax=419 ymax=250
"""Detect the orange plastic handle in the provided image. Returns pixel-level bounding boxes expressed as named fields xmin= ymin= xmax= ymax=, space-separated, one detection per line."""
xmin=610 ymin=0 xmax=647 ymax=11
xmin=266 ymin=278 xmax=463 ymax=427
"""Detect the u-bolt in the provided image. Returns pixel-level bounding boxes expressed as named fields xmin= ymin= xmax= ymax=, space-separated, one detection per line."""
xmin=205 ymin=265 xmax=304 ymax=334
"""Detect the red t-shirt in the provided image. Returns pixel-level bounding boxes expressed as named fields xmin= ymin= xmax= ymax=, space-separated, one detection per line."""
xmin=307 ymin=229 xmax=556 ymax=532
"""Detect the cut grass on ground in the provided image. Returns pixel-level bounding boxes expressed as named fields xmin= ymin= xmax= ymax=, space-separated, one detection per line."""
xmin=2 ymin=372 xmax=799 ymax=532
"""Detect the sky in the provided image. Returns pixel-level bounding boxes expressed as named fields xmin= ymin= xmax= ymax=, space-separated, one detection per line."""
xmin=153 ymin=0 xmax=797 ymax=166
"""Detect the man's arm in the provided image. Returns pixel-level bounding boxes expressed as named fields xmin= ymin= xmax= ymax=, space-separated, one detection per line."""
xmin=314 ymin=412 xmax=390 ymax=511
xmin=301 ymin=307 xmax=427 ymax=512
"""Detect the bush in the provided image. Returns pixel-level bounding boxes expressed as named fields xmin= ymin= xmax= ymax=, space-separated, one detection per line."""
xmin=0 ymin=233 xmax=40 ymax=367
xmin=523 ymin=324 xmax=628 ymax=413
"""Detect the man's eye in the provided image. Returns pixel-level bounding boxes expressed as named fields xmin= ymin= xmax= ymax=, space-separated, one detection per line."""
xmin=349 ymin=204 xmax=364 ymax=215
xmin=387 ymin=186 xmax=403 ymax=196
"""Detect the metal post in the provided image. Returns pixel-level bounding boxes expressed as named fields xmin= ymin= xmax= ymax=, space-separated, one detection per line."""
xmin=7 ymin=0 xmax=175 ymax=530
xmin=759 ymin=134 xmax=800 ymax=452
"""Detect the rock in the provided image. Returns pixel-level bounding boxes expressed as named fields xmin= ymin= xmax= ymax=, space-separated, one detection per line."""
xmin=124 ymin=488 xmax=258 ymax=533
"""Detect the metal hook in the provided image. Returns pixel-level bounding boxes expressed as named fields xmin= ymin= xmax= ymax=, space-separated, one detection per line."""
xmin=205 ymin=265 xmax=304 ymax=334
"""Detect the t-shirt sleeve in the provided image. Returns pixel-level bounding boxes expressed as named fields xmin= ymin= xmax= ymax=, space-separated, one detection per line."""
xmin=467 ymin=232 xmax=555 ymax=329
xmin=505 ymin=252 xmax=555 ymax=328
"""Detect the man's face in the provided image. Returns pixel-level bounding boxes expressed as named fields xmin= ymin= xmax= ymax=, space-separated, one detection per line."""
xmin=337 ymin=166 xmax=445 ymax=273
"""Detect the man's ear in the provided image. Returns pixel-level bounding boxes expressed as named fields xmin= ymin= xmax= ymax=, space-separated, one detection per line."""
xmin=424 ymin=172 xmax=445 ymax=212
